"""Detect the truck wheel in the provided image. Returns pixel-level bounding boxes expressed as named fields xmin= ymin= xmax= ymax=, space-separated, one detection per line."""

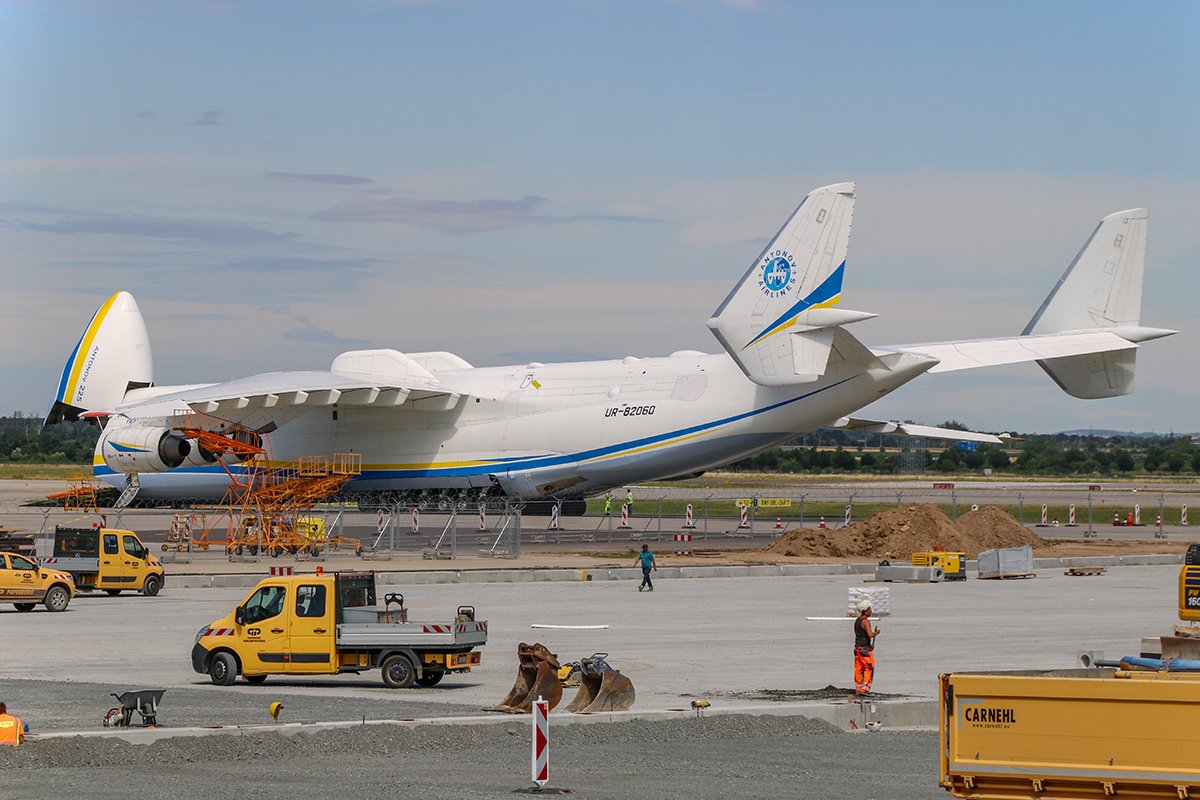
xmin=209 ymin=651 xmax=237 ymax=686
xmin=143 ymin=575 xmax=163 ymax=597
xmin=245 ymin=674 xmax=267 ymax=685
xmin=14 ymin=603 xmax=35 ymax=612
xmin=106 ymin=589 xmax=122 ymax=596
xmin=415 ymin=671 xmax=444 ymax=687
xmin=381 ymin=654 xmax=416 ymax=688
xmin=44 ymin=585 xmax=71 ymax=612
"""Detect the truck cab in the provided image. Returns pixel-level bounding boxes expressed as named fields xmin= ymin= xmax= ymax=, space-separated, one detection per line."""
xmin=52 ymin=527 xmax=165 ymax=597
xmin=192 ymin=571 xmax=486 ymax=688
xmin=0 ymin=551 xmax=75 ymax=611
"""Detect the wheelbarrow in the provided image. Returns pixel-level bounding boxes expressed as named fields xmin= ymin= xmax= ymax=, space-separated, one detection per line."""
xmin=103 ymin=689 xmax=166 ymax=727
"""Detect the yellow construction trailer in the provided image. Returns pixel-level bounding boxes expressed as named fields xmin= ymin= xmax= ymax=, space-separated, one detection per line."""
xmin=940 ymin=668 xmax=1200 ymax=799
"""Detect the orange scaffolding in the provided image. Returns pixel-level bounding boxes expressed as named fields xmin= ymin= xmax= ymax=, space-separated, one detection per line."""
xmin=47 ymin=474 xmax=100 ymax=513
xmin=171 ymin=411 xmax=363 ymax=557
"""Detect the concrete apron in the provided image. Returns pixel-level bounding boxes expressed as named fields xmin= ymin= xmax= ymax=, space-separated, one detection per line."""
xmin=30 ymin=699 xmax=939 ymax=744
xmin=169 ymin=554 xmax=1184 ymax=590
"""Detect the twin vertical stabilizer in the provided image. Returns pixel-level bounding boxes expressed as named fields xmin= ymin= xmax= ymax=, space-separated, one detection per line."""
xmin=707 ymin=182 xmax=871 ymax=386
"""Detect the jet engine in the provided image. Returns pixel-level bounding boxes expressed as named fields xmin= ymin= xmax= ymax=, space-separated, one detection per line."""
xmin=99 ymin=424 xmax=191 ymax=473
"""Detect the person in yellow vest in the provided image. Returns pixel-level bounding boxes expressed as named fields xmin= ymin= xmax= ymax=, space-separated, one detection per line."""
xmin=0 ymin=702 xmax=24 ymax=746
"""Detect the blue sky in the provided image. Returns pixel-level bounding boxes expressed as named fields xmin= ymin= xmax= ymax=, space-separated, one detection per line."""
xmin=2 ymin=0 xmax=1197 ymax=433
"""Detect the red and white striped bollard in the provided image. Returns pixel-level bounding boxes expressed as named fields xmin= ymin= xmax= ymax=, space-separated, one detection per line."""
xmin=548 ymin=504 xmax=559 ymax=531
xmin=532 ymin=695 xmax=549 ymax=789
xmin=683 ymin=503 xmax=695 ymax=529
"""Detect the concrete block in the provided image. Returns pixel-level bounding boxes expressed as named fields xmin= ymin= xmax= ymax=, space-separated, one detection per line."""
xmin=874 ymin=564 xmax=943 ymax=583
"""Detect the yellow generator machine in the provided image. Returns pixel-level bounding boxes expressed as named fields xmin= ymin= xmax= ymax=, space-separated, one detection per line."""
xmin=913 ymin=550 xmax=966 ymax=581
xmin=1180 ymin=559 xmax=1200 ymax=623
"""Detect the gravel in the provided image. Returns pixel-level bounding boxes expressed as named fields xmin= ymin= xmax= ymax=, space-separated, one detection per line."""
xmin=0 ymin=713 xmax=942 ymax=800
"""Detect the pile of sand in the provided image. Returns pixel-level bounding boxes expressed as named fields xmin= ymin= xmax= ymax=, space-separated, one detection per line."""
xmin=766 ymin=504 xmax=1042 ymax=559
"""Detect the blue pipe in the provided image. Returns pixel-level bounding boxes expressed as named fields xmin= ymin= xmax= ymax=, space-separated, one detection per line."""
xmin=1118 ymin=656 xmax=1200 ymax=672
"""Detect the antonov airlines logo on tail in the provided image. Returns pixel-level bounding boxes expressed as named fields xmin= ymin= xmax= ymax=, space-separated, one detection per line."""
xmin=758 ymin=251 xmax=797 ymax=298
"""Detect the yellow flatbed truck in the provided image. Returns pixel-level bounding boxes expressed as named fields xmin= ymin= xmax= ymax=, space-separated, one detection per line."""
xmin=47 ymin=526 xmax=165 ymax=596
xmin=192 ymin=571 xmax=486 ymax=688
xmin=939 ymin=667 xmax=1200 ymax=799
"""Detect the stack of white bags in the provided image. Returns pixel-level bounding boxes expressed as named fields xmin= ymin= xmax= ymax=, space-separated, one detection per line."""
xmin=847 ymin=586 xmax=891 ymax=617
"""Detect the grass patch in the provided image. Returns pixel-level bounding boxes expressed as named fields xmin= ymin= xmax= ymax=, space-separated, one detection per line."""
xmin=0 ymin=464 xmax=88 ymax=480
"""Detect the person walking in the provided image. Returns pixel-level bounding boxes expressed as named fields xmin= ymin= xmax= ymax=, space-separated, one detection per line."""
xmin=853 ymin=600 xmax=880 ymax=696
xmin=0 ymin=702 xmax=24 ymax=746
xmin=635 ymin=544 xmax=657 ymax=591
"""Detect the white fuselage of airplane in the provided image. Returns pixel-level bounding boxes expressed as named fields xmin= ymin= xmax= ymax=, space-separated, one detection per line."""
xmin=95 ymin=349 xmax=936 ymax=501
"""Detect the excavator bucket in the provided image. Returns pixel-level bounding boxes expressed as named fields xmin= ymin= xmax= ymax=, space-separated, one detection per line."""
xmin=563 ymin=655 xmax=636 ymax=713
xmin=484 ymin=642 xmax=563 ymax=714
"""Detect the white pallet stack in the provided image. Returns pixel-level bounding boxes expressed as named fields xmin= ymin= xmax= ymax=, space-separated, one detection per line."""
xmin=848 ymin=586 xmax=891 ymax=617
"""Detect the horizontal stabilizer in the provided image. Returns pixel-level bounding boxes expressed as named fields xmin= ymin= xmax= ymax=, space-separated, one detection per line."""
xmin=824 ymin=416 xmax=1004 ymax=444
xmin=884 ymin=330 xmax=1137 ymax=373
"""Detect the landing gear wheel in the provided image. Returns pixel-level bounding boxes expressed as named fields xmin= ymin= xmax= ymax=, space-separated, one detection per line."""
xmin=380 ymin=654 xmax=416 ymax=688
xmin=415 ymin=671 xmax=444 ymax=687
xmin=209 ymin=651 xmax=237 ymax=686
xmin=245 ymin=674 xmax=267 ymax=685
xmin=14 ymin=603 xmax=35 ymax=612
xmin=44 ymin=585 xmax=71 ymax=612
xmin=142 ymin=575 xmax=162 ymax=597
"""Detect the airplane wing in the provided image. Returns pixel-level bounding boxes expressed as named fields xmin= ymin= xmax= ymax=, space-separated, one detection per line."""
xmin=822 ymin=416 xmax=1006 ymax=444
xmin=123 ymin=348 xmax=469 ymax=431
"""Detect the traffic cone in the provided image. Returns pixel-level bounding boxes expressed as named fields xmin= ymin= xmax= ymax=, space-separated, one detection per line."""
xmin=819 ymin=515 xmax=826 ymax=529
xmin=1157 ymin=513 xmax=1162 ymax=526
xmin=774 ymin=515 xmax=783 ymax=530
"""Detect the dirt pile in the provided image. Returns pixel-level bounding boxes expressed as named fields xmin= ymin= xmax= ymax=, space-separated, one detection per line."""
xmin=955 ymin=505 xmax=1042 ymax=551
xmin=766 ymin=504 xmax=1043 ymax=559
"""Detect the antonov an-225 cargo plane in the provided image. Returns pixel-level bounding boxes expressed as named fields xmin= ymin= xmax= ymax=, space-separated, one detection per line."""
xmin=44 ymin=183 xmax=1174 ymax=507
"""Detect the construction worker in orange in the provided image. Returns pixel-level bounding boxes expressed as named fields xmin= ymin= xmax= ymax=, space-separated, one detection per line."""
xmin=0 ymin=701 xmax=24 ymax=746
xmin=853 ymin=600 xmax=880 ymax=696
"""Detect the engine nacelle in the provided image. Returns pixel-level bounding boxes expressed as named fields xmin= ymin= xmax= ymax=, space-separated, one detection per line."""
xmin=99 ymin=424 xmax=191 ymax=473
xmin=180 ymin=441 xmax=219 ymax=468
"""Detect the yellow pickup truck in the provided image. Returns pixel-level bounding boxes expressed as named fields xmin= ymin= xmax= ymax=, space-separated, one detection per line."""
xmin=192 ymin=571 xmax=486 ymax=688
xmin=46 ymin=526 xmax=165 ymax=597
xmin=0 ymin=551 xmax=75 ymax=611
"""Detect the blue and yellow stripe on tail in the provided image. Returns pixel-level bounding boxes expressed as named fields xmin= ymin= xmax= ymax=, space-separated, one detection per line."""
xmin=743 ymin=260 xmax=844 ymax=349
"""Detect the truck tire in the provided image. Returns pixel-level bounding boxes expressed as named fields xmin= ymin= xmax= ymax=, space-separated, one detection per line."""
xmin=142 ymin=575 xmax=163 ymax=597
xmin=106 ymin=589 xmax=122 ymax=596
xmin=14 ymin=603 xmax=35 ymax=612
xmin=381 ymin=653 xmax=416 ymax=688
xmin=415 ymin=671 xmax=444 ymax=687
xmin=44 ymin=585 xmax=71 ymax=612
xmin=209 ymin=651 xmax=237 ymax=686
xmin=245 ymin=674 xmax=267 ymax=685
